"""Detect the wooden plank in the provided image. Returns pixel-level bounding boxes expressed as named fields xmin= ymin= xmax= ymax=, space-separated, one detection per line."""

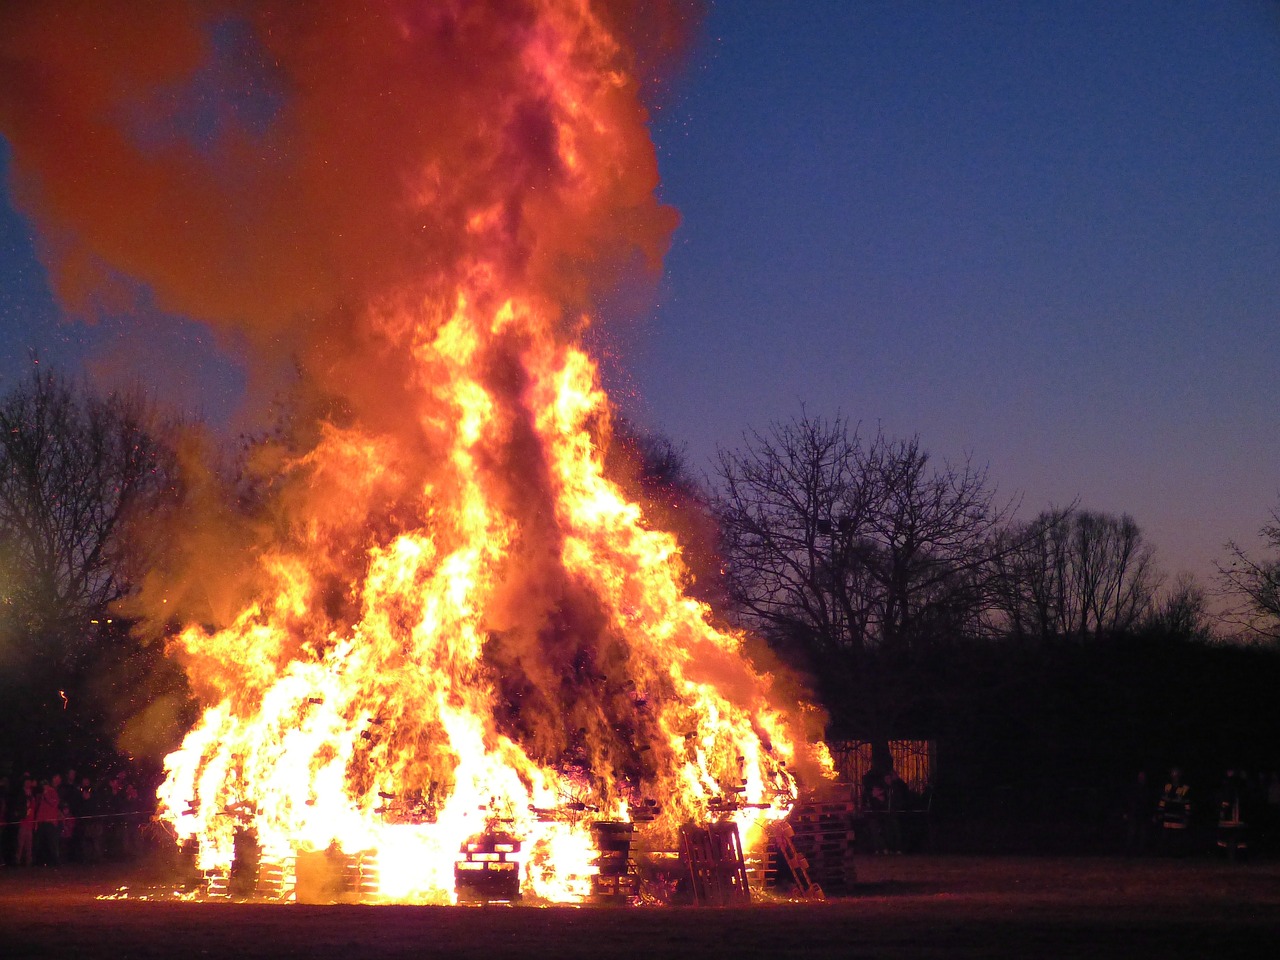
xmin=766 ymin=822 xmax=824 ymax=901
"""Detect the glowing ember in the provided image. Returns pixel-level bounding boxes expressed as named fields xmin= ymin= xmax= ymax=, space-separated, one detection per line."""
xmin=148 ymin=0 xmax=831 ymax=903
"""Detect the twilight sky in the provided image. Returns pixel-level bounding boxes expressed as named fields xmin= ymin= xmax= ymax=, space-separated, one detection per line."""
xmin=622 ymin=0 xmax=1280 ymax=587
xmin=2 ymin=0 xmax=1278 ymax=589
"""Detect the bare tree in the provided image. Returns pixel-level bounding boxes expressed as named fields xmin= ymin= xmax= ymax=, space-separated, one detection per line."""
xmin=714 ymin=413 xmax=1011 ymax=737
xmin=1144 ymin=572 xmax=1212 ymax=642
xmin=1218 ymin=507 xmax=1280 ymax=642
xmin=0 ymin=365 xmax=170 ymax=662
xmin=990 ymin=507 xmax=1160 ymax=643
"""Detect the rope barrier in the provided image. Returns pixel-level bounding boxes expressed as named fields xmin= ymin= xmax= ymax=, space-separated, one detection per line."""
xmin=0 ymin=810 xmax=153 ymax=829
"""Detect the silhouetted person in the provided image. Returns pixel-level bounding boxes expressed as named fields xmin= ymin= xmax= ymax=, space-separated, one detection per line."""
xmin=34 ymin=779 xmax=62 ymax=866
xmin=863 ymin=769 xmax=907 ymax=853
xmin=0 ymin=775 xmax=8 ymax=866
xmin=61 ymin=769 xmax=83 ymax=861
xmin=79 ymin=776 xmax=103 ymax=862
xmin=103 ymin=775 xmax=125 ymax=859
xmin=863 ymin=776 xmax=889 ymax=853
xmin=882 ymin=770 xmax=909 ymax=853
xmin=14 ymin=777 xmax=36 ymax=866
xmin=1266 ymin=772 xmax=1280 ymax=854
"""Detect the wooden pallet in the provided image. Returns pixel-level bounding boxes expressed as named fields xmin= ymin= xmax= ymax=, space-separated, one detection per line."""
xmin=766 ymin=821 xmax=824 ymax=900
xmin=344 ymin=851 xmax=380 ymax=899
xmin=204 ymin=869 xmax=230 ymax=898
xmin=255 ymin=857 xmax=296 ymax=900
xmin=790 ymin=800 xmax=857 ymax=824
xmin=680 ymin=822 xmax=751 ymax=906
xmin=455 ymin=833 xmax=522 ymax=902
xmin=798 ymin=804 xmax=855 ymax=892
xmin=762 ymin=800 xmax=857 ymax=894
xmin=591 ymin=821 xmax=639 ymax=903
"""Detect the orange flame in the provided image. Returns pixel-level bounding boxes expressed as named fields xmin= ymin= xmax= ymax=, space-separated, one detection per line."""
xmin=120 ymin=1 xmax=834 ymax=902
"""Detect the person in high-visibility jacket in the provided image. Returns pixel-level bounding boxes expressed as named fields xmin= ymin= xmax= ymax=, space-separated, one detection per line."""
xmin=1158 ymin=767 xmax=1192 ymax=855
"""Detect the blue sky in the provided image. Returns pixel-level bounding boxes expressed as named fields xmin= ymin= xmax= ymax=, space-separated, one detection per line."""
xmin=618 ymin=0 xmax=1280 ymax=585
xmin=2 ymin=0 xmax=1278 ymax=588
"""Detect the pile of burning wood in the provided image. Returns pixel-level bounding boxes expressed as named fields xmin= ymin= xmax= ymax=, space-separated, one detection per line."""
xmin=184 ymin=786 xmax=854 ymax=907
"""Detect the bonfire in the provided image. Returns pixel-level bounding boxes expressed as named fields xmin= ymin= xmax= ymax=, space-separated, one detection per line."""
xmin=6 ymin=0 xmax=834 ymax=903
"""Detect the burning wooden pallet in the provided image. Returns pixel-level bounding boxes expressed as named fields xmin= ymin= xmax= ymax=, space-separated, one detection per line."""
xmin=294 ymin=847 xmax=379 ymax=903
xmin=590 ymin=820 xmax=639 ymax=903
xmin=254 ymin=857 xmax=296 ymax=900
xmin=455 ymin=832 xmax=522 ymax=903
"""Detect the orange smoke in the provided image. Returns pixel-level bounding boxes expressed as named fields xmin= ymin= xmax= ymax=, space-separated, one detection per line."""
xmin=1 ymin=1 xmax=678 ymax=382
xmin=1 ymin=1 xmax=829 ymax=902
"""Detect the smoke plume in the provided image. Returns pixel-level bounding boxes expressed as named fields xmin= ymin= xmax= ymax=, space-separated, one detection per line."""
xmin=2 ymin=0 xmax=695 ymax=624
xmin=3 ymin=3 xmax=828 ymax=902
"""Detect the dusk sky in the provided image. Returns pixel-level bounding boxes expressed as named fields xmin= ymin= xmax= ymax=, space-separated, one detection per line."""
xmin=628 ymin=0 xmax=1280 ymax=588
xmin=2 ymin=0 xmax=1278 ymax=590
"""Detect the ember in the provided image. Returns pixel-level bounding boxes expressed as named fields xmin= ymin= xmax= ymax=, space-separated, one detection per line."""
xmin=125 ymin=0 xmax=834 ymax=903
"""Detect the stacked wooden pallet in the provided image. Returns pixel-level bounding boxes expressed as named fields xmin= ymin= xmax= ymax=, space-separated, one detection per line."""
xmin=787 ymin=800 xmax=856 ymax=892
xmin=254 ymin=856 xmax=296 ymax=900
xmin=343 ymin=850 xmax=380 ymax=900
xmin=294 ymin=847 xmax=377 ymax=903
xmin=204 ymin=867 xmax=231 ymax=898
xmin=590 ymin=821 xmax=638 ymax=903
xmin=763 ymin=821 xmax=822 ymax=900
xmin=761 ymin=800 xmax=856 ymax=894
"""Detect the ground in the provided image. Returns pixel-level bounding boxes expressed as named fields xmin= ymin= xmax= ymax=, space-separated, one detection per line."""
xmin=2 ymin=855 xmax=1278 ymax=959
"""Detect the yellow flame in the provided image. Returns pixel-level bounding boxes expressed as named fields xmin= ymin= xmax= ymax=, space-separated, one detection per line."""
xmin=157 ymin=0 xmax=829 ymax=904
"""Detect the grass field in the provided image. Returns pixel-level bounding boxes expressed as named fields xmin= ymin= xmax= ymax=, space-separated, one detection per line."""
xmin=2 ymin=854 xmax=1278 ymax=959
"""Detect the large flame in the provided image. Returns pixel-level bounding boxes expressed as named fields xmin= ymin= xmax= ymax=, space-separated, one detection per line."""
xmin=160 ymin=280 xmax=827 ymax=901
xmin=0 ymin=0 xmax=830 ymax=903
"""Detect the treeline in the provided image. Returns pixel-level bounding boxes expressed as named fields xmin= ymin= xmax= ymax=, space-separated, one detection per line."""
xmin=648 ymin=411 xmax=1280 ymax=822
xmin=925 ymin=631 xmax=1280 ymax=833
xmin=3 ymin=372 xmax=1278 ymax=822
xmin=0 ymin=366 xmax=190 ymax=774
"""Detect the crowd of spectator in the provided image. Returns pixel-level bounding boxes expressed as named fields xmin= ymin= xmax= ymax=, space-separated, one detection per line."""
xmin=0 ymin=763 xmax=156 ymax=867
xmin=6 ymin=758 xmax=1280 ymax=869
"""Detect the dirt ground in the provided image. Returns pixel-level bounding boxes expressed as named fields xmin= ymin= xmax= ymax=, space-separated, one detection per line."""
xmin=2 ymin=855 xmax=1278 ymax=960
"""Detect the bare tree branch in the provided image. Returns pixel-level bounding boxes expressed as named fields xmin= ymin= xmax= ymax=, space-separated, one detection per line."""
xmin=0 ymin=366 xmax=170 ymax=662
xmin=714 ymin=412 xmax=1013 ymax=736
xmin=989 ymin=507 xmax=1160 ymax=643
xmin=1217 ymin=506 xmax=1280 ymax=642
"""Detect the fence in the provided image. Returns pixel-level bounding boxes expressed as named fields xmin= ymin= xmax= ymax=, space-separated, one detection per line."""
xmin=826 ymin=739 xmax=936 ymax=809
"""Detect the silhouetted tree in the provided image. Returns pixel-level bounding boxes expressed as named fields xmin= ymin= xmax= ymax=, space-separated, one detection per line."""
xmin=0 ymin=364 xmax=176 ymax=764
xmin=1218 ymin=507 xmax=1280 ymax=642
xmin=1143 ymin=572 xmax=1212 ymax=642
xmin=713 ymin=413 xmax=1012 ymax=738
xmin=990 ymin=507 xmax=1160 ymax=643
